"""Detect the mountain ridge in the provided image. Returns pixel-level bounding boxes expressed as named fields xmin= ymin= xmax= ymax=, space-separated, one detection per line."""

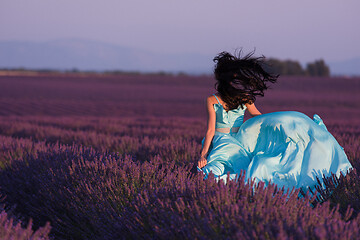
xmin=0 ymin=39 xmax=213 ymax=74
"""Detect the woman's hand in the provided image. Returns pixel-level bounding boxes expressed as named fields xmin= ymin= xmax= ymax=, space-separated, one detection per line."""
xmin=198 ymin=156 xmax=207 ymax=169
xmin=245 ymin=102 xmax=262 ymax=117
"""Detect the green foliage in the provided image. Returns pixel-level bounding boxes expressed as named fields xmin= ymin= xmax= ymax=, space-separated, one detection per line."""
xmin=265 ymin=58 xmax=306 ymax=76
xmin=306 ymin=59 xmax=331 ymax=77
xmin=264 ymin=58 xmax=330 ymax=76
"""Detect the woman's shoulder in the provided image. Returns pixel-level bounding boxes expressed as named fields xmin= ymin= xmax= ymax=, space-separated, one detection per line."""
xmin=206 ymin=94 xmax=218 ymax=104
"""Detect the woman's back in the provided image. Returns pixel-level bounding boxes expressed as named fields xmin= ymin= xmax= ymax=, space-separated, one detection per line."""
xmin=212 ymin=94 xmax=246 ymax=135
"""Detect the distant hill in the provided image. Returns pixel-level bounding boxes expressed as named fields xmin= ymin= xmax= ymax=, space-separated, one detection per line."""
xmin=1 ymin=39 xmax=359 ymax=76
xmin=0 ymin=39 xmax=213 ymax=74
xmin=328 ymin=58 xmax=360 ymax=76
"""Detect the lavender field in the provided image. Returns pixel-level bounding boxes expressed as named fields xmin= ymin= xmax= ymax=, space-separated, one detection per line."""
xmin=0 ymin=72 xmax=360 ymax=239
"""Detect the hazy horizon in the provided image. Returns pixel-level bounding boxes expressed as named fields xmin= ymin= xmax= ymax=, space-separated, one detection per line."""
xmin=1 ymin=0 xmax=359 ymax=72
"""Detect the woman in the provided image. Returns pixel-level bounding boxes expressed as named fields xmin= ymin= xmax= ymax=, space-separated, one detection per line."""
xmin=197 ymin=51 xmax=352 ymax=190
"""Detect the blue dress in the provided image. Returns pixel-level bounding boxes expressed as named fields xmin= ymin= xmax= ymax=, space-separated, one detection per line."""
xmin=201 ymin=94 xmax=353 ymax=190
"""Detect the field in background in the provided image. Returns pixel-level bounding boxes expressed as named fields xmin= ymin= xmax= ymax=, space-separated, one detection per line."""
xmin=1 ymin=73 xmax=360 ymax=120
xmin=0 ymin=73 xmax=359 ymax=239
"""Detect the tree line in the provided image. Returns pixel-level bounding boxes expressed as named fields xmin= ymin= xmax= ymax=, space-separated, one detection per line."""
xmin=263 ymin=58 xmax=330 ymax=76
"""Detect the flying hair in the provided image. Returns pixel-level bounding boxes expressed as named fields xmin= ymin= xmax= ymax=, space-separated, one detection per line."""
xmin=213 ymin=49 xmax=278 ymax=110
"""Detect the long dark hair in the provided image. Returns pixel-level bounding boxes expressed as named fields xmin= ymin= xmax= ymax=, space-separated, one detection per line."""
xmin=213 ymin=50 xmax=278 ymax=110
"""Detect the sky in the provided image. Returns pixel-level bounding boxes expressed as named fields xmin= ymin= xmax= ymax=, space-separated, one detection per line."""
xmin=1 ymin=0 xmax=359 ymax=64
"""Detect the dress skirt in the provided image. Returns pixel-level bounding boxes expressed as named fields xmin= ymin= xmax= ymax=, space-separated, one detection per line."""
xmin=201 ymin=111 xmax=352 ymax=190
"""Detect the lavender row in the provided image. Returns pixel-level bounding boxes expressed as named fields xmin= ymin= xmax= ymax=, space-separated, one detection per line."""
xmin=0 ymin=117 xmax=203 ymax=167
xmin=0 ymin=206 xmax=51 ymax=240
xmin=0 ymin=116 xmax=359 ymax=168
xmin=0 ymin=137 xmax=359 ymax=239
xmin=0 ymin=135 xmax=360 ymax=239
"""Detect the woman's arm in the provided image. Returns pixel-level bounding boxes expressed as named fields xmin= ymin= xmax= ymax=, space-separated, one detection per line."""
xmin=198 ymin=96 xmax=216 ymax=168
xmin=245 ymin=102 xmax=262 ymax=117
